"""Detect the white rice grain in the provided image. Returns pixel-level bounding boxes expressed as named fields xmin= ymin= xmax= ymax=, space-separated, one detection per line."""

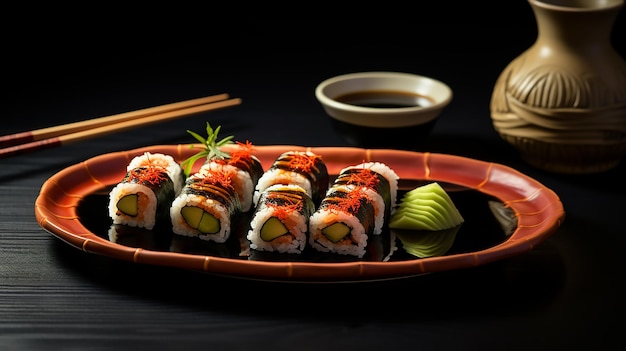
xmin=170 ymin=192 xmax=231 ymax=243
xmin=200 ymin=162 xmax=254 ymax=212
xmin=340 ymin=162 xmax=399 ymax=206
xmin=309 ymin=209 xmax=368 ymax=258
xmin=108 ymin=182 xmax=157 ymax=230
xmin=253 ymin=168 xmax=312 ymax=206
xmin=128 ymin=152 xmax=185 ymax=194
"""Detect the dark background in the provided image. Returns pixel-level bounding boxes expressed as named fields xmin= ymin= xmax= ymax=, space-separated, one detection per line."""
xmin=3 ymin=3 xmax=624 ymax=151
xmin=1 ymin=2 xmax=625 ymax=350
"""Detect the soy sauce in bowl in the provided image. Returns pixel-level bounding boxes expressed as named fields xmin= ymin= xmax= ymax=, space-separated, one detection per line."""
xmin=315 ymin=72 xmax=453 ymax=150
xmin=335 ymin=90 xmax=435 ymax=109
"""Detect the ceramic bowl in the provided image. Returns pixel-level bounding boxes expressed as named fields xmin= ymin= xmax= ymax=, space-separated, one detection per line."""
xmin=315 ymin=71 xmax=452 ymax=149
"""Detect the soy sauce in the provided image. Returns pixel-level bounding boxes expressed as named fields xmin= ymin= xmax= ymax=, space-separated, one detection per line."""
xmin=335 ymin=90 xmax=435 ymax=108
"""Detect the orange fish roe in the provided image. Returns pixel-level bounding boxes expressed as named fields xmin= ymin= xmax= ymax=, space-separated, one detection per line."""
xmin=128 ymin=166 xmax=168 ymax=186
xmin=287 ymin=152 xmax=322 ymax=173
xmin=212 ymin=140 xmax=255 ymax=167
xmin=265 ymin=191 xmax=303 ymax=220
xmin=197 ymin=168 xmax=234 ymax=190
xmin=345 ymin=168 xmax=380 ymax=189
xmin=229 ymin=141 xmax=255 ymax=164
xmin=326 ymin=188 xmax=368 ymax=213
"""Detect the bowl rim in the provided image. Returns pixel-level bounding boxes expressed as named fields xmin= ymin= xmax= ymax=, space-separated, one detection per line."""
xmin=315 ymin=71 xmax=453 ymax=116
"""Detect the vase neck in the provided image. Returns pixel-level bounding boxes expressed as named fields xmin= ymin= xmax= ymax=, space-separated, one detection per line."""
xmin=530 ymin=0 xmax=623 ymax=49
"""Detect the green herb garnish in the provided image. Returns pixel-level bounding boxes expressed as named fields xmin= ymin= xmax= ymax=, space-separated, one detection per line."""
xmin=180 ymin=122 xmax=234 ymax=177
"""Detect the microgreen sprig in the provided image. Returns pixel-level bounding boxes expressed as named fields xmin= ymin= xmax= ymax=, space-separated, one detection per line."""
xmin=180 ymin=122 xmax=234 ymax=177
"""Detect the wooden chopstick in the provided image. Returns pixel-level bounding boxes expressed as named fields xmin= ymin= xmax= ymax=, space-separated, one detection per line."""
xmin=0 ymin=93 xmax=232 ymax=148
xmin=0 ymin=94 xmax=241 ymax=159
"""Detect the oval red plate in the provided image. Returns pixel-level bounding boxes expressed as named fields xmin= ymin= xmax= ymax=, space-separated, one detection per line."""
xmin=35 ymin=145 xmax=565 ymax=282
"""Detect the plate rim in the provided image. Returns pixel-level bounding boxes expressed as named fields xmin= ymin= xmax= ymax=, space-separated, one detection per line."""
xmin=35 ymin=144 xmax=565 ymax=282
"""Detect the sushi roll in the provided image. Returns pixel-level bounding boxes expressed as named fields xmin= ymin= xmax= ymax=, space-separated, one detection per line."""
xmin=335 ymin=162 xmax=399 ymax=234
xmin=247 ymin=184 xmax=315 ymax=254
xmin=108 ymin=165 xmax=177 ymax=230
xmin=199 ymin=143 xmax=264 ymax=212
xmin=309 ymin=184 xmax=377 ymax=258
xmin=127 ymin=152 xmax=185 ymax=195
xmin=338 ymin=162 xmax=399 ymax=208
xmin=253 ymin=150 xmax=329 ymax=206
xmin=170 ymin=167 xmax=242 ymax=243
xmin=308 ymin=161 xmax=399 ymax=258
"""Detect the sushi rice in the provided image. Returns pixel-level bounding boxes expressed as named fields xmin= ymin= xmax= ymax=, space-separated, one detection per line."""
xmin=108 ymin=166 xmax=175 ymax=231
xmin=253 ymin=150 xmax=329 ymax=207
xmin=201 ymin=161 xmax=255 ymax=212
xmin=170 ymin=191 xmax=233 ymax=243
xmin=247 ymin=184 xmax=314 ymax=254
xmin=108 ymin=182 xmax=159 ymax=229
xmin=308 ymin=161 xmax=399 ymax=258
xmin=339 ymin=162 xmax=399 ymax=206
xmin=127 ymin=152 xmax=185 ymax=194
xmin=309 ymin=206 xmax=369 ymax=258
xmin=253 ymin=168 xmax=312 ymax=206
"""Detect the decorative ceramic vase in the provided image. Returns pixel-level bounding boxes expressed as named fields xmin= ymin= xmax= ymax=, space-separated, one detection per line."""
xmin=490 ymin=0 xmax=626 ymax=174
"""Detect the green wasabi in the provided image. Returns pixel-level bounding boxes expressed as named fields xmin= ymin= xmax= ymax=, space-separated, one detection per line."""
xmin=389 ymin=182 xmax=464 ymax=231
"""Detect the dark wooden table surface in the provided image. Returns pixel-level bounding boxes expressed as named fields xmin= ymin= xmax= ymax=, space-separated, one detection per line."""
xmin=2 ymin=5 xmax=625 ymax=350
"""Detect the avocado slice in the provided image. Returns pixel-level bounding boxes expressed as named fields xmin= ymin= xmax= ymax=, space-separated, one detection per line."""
xmin=116 ymin=194 xmax=138 ymax=216
xmin=181 ymin=206 xmax=220 ymax=234
xmin=321 ymin=222 xmax=351 ymax=243
xmin=260 ymin=217 xmax=289 ymax=241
